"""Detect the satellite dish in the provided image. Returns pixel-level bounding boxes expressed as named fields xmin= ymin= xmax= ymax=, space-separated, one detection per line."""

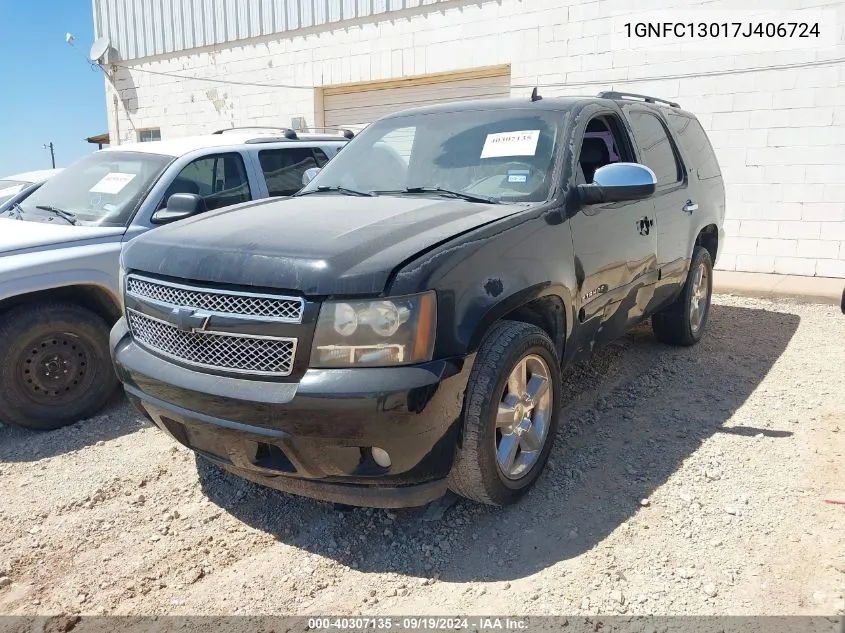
xmin=89 ymin=36 xmax=114 ymax=65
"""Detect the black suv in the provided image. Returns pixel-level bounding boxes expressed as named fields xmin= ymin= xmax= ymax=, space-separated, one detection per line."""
xmin=111 ymin=91 xmax=725 ymax=508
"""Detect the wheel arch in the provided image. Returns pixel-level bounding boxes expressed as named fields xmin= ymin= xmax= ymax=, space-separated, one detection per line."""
xmin=465 ymin=282 xmax=572 ymax=363
xmin=695 ymin=223 xmax=719 ymax=262
xmin=0 ymin=284 xmax=121 ymax=326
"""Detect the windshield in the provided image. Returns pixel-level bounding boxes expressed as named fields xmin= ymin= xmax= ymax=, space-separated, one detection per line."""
xmin=17 ymin=151 xmax=173 ymax=227
xmin=300 ymin=108 xmax=562 ymax=203
xmin=0 ymin=180 xmax=29 ymax=206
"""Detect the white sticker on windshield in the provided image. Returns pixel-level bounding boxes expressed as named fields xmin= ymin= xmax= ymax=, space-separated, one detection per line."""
xmin=89 ymin=172 xmax=137 ymax=194
xmin=480 ymin=130 xmax=541 ymax=159
xmin=0 ymin=185 xmax=24 ymax=197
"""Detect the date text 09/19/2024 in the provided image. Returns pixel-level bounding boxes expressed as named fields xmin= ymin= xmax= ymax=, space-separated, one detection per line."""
xmin=307 ymin=618 xmax=529 ymax=630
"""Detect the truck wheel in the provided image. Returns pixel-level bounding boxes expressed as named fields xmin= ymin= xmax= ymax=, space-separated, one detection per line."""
xmin=0 ymin=302 xmax=119 ymax=431
xmin=448 ymin=321 xmax=561 ymax=506
xmin=652 ymin=245 xmax=714 ymax=347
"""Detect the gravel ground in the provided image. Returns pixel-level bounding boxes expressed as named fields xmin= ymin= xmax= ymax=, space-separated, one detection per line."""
xmin=0 ymin=294 xmax=843 ymax=618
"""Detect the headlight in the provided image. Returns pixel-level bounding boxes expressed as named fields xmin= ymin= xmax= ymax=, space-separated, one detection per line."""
xmin=310 ymin=291 xmax=436 ymax=368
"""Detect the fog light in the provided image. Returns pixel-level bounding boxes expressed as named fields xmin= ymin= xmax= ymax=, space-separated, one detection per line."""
xmin=371 ymin=447 xmax=391 ymax=468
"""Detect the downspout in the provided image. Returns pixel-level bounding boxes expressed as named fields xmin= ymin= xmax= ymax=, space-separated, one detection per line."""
xmin=113 ymin=93 xmax=121 ymax=146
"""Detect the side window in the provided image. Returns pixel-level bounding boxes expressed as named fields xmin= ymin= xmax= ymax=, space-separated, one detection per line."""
xmin=259 ymin=148 xmax=325 ymax=197
xmin=625 ymin=111 xmax=683 ymax=186
xmin=314 ymin=148 xmax=330 ymax=167
xmin=666 ymin=112 xmax=721 ymax=181
xmin=162 ymin=153 xmax=251 ymax=211
xmin=576 ymin=115 xmax=633 ymax=185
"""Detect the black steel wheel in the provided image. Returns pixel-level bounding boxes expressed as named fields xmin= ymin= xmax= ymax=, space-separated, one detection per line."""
xmin=0 ymin=302 xmax=119 ymax=431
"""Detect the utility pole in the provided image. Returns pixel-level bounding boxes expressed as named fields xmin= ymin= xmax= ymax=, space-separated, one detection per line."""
xmin=43 ymin=142 xmax=56 ymax=169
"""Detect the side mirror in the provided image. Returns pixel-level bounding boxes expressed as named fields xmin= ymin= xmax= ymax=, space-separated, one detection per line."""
xmin=151 ymin=193 xmax=206 ymax=224
xmin=577 ymin=162 xmax=657 ymax=205
xmin=302 ymin=167 xmax=321 ymax=186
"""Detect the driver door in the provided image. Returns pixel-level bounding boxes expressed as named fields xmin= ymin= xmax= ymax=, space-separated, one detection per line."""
xmin=568 ymin=110 xmax=658 ymax=355
xmin=126 ymin=152 xmax=253 ymax=242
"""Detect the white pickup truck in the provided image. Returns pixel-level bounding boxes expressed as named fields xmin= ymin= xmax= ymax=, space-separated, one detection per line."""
xmin=0 ymin=128 xmax=349 ymax=430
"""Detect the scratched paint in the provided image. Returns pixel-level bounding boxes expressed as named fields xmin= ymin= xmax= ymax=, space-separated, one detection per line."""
xmin=483 ymin=278 xmax=504 ymax=298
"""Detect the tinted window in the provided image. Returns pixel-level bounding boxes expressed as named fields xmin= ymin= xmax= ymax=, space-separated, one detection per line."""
xmin=164 ymin=153 xmax=251 ymax=211
xmin=626 ymin=111 xmax=682 ymax=186
xmin=314 ymin=148 xmax=330 ymax=167
xmin=666 ymin=113 xmax=721 ymax=180
xmin=259 ymin=148 xmax=324 ymax=197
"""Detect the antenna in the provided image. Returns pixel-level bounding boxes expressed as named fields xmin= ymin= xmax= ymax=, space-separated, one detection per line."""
xmin=89 ymin=36 xmax=115 ymax=65
xmin=530 ymin=87 xmax=543 ymax=102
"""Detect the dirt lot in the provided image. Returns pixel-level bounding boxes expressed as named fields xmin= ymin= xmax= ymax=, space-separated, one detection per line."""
xmin=0 ymin=294 xmax=843 ymax=618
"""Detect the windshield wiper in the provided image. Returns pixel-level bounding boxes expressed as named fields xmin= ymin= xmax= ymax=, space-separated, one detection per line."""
xmin=374 ymin=187 xmax=500 ymax=204
xmin=4 ymin=201 xmax=25 ymax=220
xmin=35 ymin=205 xmax=79 ymax=225
xmin=295 ymin=185 xmax=375 ymax=198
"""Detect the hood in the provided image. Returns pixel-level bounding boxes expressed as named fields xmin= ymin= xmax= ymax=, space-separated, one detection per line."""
xmin=122 ymin=195 xmax=532 ymax=296
xmin=0 ymin=218 xmax=125 ymax=254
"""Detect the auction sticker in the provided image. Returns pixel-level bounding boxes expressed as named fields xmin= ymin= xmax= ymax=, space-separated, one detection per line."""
xmin=90 ymin=172 xmax=137 ymax=194
xmin=481 ymin=130 xmax=540 ymax=159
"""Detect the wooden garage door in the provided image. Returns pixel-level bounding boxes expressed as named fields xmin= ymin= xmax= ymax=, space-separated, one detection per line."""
xmin=322 ymin=66 xmax=512 ymax=133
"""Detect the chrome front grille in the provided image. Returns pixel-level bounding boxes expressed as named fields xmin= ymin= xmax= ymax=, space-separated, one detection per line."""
xmin=127 ymin=310 xmax=297 ymax=376
xmin=126 ymin=274 xmax=304 ymax=322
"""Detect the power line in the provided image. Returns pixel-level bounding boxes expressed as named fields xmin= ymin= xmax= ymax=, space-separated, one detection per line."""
xmin=111 ymin=62 xmax=313 ymax=89
xmin=111 ymin=55 xmax=845 ymax=91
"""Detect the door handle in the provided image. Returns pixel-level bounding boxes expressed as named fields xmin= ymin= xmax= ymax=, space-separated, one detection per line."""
xmin=683 ymin=200 xmax=698 ymax=213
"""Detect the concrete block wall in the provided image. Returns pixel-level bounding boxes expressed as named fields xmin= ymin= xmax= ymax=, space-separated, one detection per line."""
xmin=106 ymin=0 xmax=845 ymax=278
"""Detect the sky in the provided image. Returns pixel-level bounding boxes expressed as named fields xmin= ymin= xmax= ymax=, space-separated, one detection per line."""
xmin=0 ymin=1 xmax=107 ymax=177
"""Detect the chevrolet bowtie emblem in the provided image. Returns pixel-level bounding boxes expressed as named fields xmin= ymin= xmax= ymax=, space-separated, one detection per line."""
xmin=170 ymin=307 xmax=212 ymax=333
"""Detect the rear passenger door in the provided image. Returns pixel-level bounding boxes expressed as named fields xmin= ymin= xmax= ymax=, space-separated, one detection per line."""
xmin=621 ymin=107 xmax=691 ymax=304
xmin=258 ymin=147 xmax=330 ymax=197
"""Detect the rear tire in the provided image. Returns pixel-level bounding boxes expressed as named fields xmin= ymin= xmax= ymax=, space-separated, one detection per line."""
xmin=448 ymin=321 xmax=561 ymax=506
xmin=0 ymin=302 xmax=119 ymax=431
xmin=652 ymin=245 xmax=713 ymax=347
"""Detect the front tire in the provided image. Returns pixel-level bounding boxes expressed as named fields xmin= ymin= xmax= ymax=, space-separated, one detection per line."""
xmin=652 ymin=245 xmax=714 ymax=346
xmin=448 ymin=321 xmax=561 ymax=506
xmin=0 ymin=302 xmax=119 ymax=431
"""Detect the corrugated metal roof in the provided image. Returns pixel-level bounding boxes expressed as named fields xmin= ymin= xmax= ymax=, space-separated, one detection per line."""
xmin=92 ymin=0 xmax=449 ymax=61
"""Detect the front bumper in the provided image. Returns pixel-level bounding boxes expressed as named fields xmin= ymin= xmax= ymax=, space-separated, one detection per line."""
xmin=110 ymin=318 xmax=474 ymax=508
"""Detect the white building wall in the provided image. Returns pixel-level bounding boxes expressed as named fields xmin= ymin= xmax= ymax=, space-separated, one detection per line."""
xmin=104 ymin=0 xmax=845 ymax=278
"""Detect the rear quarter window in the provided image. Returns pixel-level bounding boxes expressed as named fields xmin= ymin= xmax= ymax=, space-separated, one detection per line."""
xmin=666 ymin=113 xmax=721 ymax=181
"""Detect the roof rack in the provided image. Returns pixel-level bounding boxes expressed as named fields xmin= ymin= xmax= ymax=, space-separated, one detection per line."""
xmin=597 ymin=91 xmax=680 ymax=108
xmin=212 ymin=125 xmax=355 ymax=140
xmin=213 ymin=126 xmax=299 ymax=139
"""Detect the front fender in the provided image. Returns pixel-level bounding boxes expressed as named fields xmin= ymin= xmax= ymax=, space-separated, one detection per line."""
xmin=388 ymin=205 xmax=578 ymax=361
xmin=465 ymin=282 xmax=572 ymax=355
xmin=0 ymin=242 xmax=122 ymax=305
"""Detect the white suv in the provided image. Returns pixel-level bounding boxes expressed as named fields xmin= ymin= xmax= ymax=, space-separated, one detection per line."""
xmin=0 ymin=128 xmax=350 ymax=431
